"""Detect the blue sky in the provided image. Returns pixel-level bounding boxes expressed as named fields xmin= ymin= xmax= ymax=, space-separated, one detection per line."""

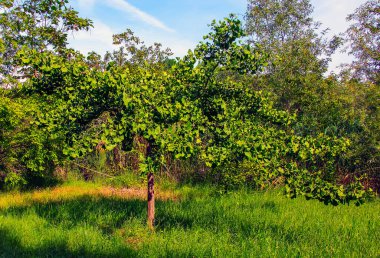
xmin=68 ymin=0 xmax=367 ymax=72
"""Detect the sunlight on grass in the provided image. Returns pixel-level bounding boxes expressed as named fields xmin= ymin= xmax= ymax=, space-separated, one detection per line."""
xmin=0 ymin=182 xmax=178 ymax=210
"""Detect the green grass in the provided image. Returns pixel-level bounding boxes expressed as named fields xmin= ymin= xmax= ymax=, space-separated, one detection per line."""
xmin=0 ymin=181 xmax=378 ymax=257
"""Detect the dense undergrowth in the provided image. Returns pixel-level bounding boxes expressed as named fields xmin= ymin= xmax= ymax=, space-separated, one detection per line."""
xmin=0 ymin=178 xmax=378 ymax=257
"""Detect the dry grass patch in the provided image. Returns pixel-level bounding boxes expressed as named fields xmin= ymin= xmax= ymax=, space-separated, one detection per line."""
xmin=0 ymin=184 xmax=179 ymax=209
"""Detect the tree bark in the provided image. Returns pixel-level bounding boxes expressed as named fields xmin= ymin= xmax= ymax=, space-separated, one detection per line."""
xmin=147 ymin=172 xmax=155 ymax=230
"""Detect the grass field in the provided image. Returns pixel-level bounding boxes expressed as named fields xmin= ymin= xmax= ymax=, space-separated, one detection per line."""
xmin=0 ymin=180 xmax=378 ymax=257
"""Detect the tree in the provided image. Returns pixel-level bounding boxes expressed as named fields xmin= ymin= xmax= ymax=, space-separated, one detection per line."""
xmin=245 ymin=0 xmax=340 ymax=112
xmin=344 ymin=0 xmax=380 ymax=84
xmin=110 ymin=29 xmax=173 ymax=68
xmin=245 ymin=1 xmax=379 ymax=191
xmin=246 ymin=0 xmax=314 ymax=48
xmin=0 ymin=0 xmax=92 ymax=85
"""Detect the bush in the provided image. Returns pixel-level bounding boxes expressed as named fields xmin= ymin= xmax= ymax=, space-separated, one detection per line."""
xmin=0 ymin=95 xmax=63 ymax=190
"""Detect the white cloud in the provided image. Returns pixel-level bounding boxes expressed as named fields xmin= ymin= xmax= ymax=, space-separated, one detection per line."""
xmin=169 ymin=40 xmax=195 ymax=57
xmin=105 ymin=0 xmax=175 ymax=33
xmin=138 ymin=31 xmax=195 ymax=57
xmin=77 ymin=0 xmax=96 ymax=10
xmin=68 ymin=20 xmax=116 ymax=55
xmin=68 ymin=19 xmax=194 ymax=58
xmin=312 ymin=0 xmax=365 ymax=34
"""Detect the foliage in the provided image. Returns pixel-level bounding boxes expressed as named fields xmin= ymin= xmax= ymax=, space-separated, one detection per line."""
xmin=0 ymin=94 xmax=63 ymax=189
xmin=0 ymin=0 xmax=92 ymax=85
xmin=110 ymin=29 xmax=173 ymax=68
xmin=245 ymin=0 xmax=379 ymax=192
xmin=344 ymin=0 xmax=380 ymax=84
xmin=11 ymin=14 xmax=370 ymax=203
xmin=0 ymin=0 xmax=373 ymax=203
xmin=246 ymin=0 xmax=315 ymax=47
xmin=245 ymin=0 xmax=340 ymax=111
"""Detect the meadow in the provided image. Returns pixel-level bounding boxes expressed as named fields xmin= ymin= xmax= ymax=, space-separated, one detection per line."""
xmin=0 ymin=179 xmax=378 ymax=258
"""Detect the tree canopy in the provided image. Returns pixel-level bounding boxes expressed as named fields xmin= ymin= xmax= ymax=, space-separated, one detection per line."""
xmin=0 ymin=0 xmax=92 ymax=85
xmin=345 ymin=0 xmax=380 ymax=84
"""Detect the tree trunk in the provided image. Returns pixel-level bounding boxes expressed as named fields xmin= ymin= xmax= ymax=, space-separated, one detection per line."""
xmin=147 ymin=172 xmax=155 ymax=230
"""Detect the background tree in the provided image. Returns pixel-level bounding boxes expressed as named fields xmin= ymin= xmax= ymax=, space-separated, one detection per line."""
xmin=245 ymin=0 xmax=340 ymax=112
xmin=245 ymin=0 xmax=379 ymax=191
xmin=0 ymin=0 xmax=92 ymax=86
xmin=335 ymin=0 xmax=379 ymax=185
xmin=344 ymin=0 xmax=380 ymax=84
xmin=110 ymin=29 xmax=173 ymax=68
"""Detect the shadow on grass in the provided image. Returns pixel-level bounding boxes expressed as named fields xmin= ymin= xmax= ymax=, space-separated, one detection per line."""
xmin=3 ymin=196 xmax=150 ymax=233
xmin=0 ymin=196 xmax=148 ymax=257
xmin=0 ymin=194 xmax=300 ymax=257
xmin=0 ymin=228 xmax=137 ymax=258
